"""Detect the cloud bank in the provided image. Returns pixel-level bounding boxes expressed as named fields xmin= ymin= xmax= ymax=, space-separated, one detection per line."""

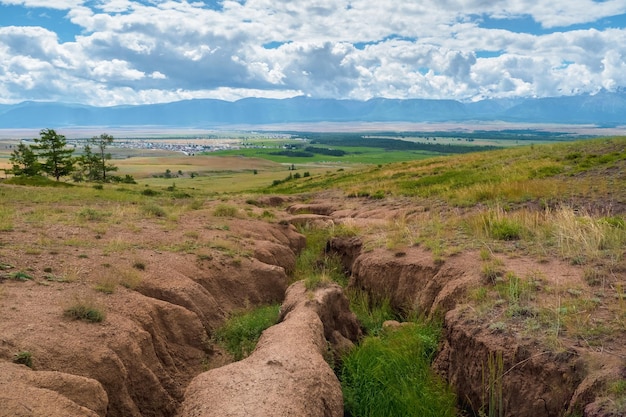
xmin=0 ymin=0 xmax=625 ymax=105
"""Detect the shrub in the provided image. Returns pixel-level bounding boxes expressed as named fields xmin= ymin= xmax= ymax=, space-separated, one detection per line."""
xmin=141 ymin=188 xmax=159 ymax=196
xmin=213 ymin=204 xmax=238 ymax=217
xmin=78 ymin=208 xmax=109 ymax=221
xmin=142 ymin=203 xmax=167 ymax=217
xmin=133 ymin=261 xmax=146 ymax=271
xmin=112 ymin=174 xmax=137 ymax=184
xmin=190 ymin=199 xmax=204 ymax=210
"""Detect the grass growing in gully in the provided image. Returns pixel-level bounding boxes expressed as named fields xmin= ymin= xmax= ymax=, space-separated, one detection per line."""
xmin=292 ymin=223 xmax=455 ymax=416
xmin=340 ymin=320 xmax=456 ymax=417
xmin=346 ymin=289 xmax=397 ymax=336
xmin=212 ymin=303 xmax=281 ymax=361
xmin=293 ymin=223 xmax=357 ymax=289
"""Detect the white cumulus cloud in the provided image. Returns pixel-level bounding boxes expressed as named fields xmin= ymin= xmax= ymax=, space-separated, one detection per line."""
xmin=0 ymin=0 xmax=624 ymax=104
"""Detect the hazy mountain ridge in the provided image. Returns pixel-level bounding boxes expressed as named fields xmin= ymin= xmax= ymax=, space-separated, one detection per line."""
xmin=0 ymin=90 xmax=624 ymax=128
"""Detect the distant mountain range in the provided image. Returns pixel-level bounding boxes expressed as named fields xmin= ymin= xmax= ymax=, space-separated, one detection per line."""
xmin=1 ymin=90 xmax=625 ymax=128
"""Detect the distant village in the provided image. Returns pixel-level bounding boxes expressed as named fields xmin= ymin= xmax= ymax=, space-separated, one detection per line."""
xmin=110 ymin=139 xmax=241 ymax=155
xmin=108 ymin=133 xmax=301 ymax=155
xmin=0 ymin=132 xmax=300 ymax=156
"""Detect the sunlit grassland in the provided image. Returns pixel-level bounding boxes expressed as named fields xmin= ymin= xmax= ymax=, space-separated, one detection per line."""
xmin=0 ymin=180 xmax=202 ymax=231
xmin=277 ymin=137 xmax=625 ymax=268
xmin=269 ymin=137 xmax=626 ymax=204
xmin=375 ymin=134 xmax=572 ymax=148
xmin=139 ymin=168 xmax=332 ymax=193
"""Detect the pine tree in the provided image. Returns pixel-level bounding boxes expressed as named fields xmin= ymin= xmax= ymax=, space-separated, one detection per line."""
xmin=74 ymin=144 xmax=100 ymax=182
xmin=90 ymin=133 xmax=118 ymax=182
xmin=9 ymin=142 xmax=41 ymax=176
xmin=32 ymin=129 xmax=75 ymax=181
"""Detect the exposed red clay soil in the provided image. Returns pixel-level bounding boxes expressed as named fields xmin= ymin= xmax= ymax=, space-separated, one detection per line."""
xmin=1 ymin=190 xmax=624 ymax=417
xmin=0 ymin=199 xmax=306 ymax=417
xmin=0 ymin=362 xmax=108 ymax=417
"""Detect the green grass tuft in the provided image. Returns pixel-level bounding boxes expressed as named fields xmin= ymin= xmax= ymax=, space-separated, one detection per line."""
xmin=347 ymin=290 xmax=397 ymax=336
xmin=63 ymin=297 xmax=106 ymax=323
xmin=13 ymin=350 xmax=33 ymax=368
xmin=213 ymin=304 xmax=280 ymax=361
xmin=341 ymin=321 xmax=456 ymax=417
xmin=9 ymin=271 xmax=33 ymax=281
xmin=213 ymin=203 xmax=239 ymax=217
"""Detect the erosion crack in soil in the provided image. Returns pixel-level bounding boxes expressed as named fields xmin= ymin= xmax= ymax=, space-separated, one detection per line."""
xmin=1 ymin=189 xmax=625 ymax=417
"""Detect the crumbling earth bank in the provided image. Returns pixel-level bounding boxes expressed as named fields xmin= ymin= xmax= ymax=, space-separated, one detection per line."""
xmin=177 ymin=281 xmax=360 ymax=417
xmin=0 ymin=221 xmax=305 ymax=417
xmin=328 ymin=234 xmax=626 ymax=417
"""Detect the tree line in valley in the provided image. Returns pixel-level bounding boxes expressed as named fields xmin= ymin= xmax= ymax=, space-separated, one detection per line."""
xmin=7 ymin=128 xmax=135 ymax=183
xmin=305 ymin=134 xmax=500 ymax=154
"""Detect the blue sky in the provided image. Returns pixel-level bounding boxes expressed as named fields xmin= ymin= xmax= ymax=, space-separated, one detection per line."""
xmin=0 ymin=0 xmax=625 ymax=106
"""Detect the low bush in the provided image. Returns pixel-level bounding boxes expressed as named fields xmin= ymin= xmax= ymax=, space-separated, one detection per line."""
xmin=213 ymin=204 xmax=238 ymax=217
xmin=78 ymin=208 xmax=110 ymax=222
xmin=142 ymin=203 xmax=167 ymax=218
xmin=141 ymin=188 xmax=159 ymax=196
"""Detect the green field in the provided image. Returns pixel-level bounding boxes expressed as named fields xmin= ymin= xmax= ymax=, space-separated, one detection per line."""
xmin=209 ymin=145 xmax=440 ymax=165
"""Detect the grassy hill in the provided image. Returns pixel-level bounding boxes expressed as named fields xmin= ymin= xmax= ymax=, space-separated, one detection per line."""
xmin=268 ymin=136 xmax=626 ymax=266
xmin=0 ymin=135 xmax=624 ymax=416
xmin=267 ymin=136 xmax=626 ymax=206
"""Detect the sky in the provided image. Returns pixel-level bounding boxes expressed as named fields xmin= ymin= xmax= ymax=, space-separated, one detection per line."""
xmin=0 ymin=0 xmax=625 ymax=106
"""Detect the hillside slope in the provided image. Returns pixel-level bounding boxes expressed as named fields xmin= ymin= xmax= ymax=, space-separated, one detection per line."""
xmin=0 ymin=137 xmax=624 ymax=417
